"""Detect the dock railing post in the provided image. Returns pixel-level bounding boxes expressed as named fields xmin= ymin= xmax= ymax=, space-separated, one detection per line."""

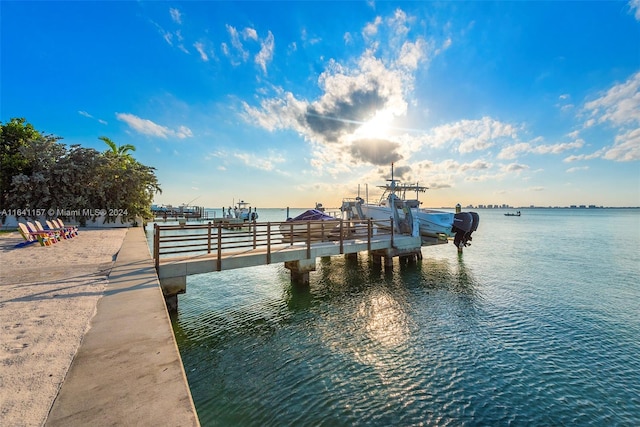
xmin=367 ymin=218 xmax=372 ymax=252
xmin=306 ymin=221 xmax=311 ymax=259
xmin=154 ymin=223 xmax=160 ymax=271
xmin=253 ymin=223 xmax=257 ymax=249
xmin=216 ymin=224 xmax=222 ymax=271
xmin=289 ymin=222 xmax=294 ymax=245
xmin=267 ymin=222 xmax=272 ymax=264
xmin=339 ymin=219 xmax=344 ymax=254
xmin=207 ymin=221 xmax=212 ymax=254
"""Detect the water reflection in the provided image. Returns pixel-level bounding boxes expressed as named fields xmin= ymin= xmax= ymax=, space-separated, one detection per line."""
xmin=453 ymin=254 xmax=482 ymax=300
xmin=284 ymin=281 xmax=313 ymax=311
xmin=357 ymin=290 xmax=410 ymax=348
xmin=172 ymin=249 xmax=486 ymax=426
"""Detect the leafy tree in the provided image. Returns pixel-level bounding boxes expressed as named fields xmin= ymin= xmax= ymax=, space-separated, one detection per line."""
xmin=1 ymin=118 xmax=161 ymax=224
xmin=9 ymin=134 xmax=67 ymax=210
xmin=49 ymin=145 xmax=106 ymax=212
xmin=96 ymin=136 xmax=161 ymax=222
xmin=0 ymin=118 xmax=43 ymax=208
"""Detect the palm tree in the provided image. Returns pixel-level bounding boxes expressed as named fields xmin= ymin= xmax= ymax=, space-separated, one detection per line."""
xmin=99 ymin=136 xmax=136 ymax=159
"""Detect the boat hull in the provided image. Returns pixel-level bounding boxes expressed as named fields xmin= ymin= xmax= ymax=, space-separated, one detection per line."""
xmin=359 ymin=205 xmax=454 ymax=238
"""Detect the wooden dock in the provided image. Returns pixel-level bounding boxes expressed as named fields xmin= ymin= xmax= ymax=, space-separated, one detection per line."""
xmin=153 ymin=218 xmax=446 ymax=310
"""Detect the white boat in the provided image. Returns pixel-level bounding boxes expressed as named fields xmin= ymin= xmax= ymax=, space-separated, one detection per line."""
xmin=151 ymin=203 xmax=204 ymax=219
xmin=346 ymin=173 xmax=455 ymax=238
xmin=224 ymin=200 xmax=258 ymax=222
xmin=342 ymin=164 xmax=479 ymax=244
xmin=280 ymin=209 xmax=340 ymax=242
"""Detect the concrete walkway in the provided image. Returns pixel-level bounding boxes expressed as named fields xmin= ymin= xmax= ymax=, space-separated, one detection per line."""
xmin=46 ymin=227 xmax=200 ymax=426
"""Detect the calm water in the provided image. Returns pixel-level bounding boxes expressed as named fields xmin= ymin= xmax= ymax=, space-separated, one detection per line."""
xmin=150 ymin=208 xmax=640 ymax=426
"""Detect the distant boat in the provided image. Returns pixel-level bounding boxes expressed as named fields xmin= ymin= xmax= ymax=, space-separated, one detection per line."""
xmin=504 ymin=211 xmax=521 ymax=217
xmin=151 ymin=203 xmax=203 ymax=218
xmin=224 ymin=200 xmax=258 ymax=222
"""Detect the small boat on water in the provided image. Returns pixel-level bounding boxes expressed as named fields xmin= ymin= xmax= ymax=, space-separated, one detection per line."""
xmin=504 ymin=211 xmax=521 ymax=217
xmin=224 ymin=200 xmax=258 ymax=222
xmin=151 ymin=203 xmax=204 ymax=219
xmin=280 ymin=209 xmax=340 ymax=242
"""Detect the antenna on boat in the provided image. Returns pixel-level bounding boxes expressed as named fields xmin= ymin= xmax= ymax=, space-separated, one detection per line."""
xmin=390 ymin=162 xmax=395 ymax=194
xmin=185 ymin=196 xmax=200 ymax=206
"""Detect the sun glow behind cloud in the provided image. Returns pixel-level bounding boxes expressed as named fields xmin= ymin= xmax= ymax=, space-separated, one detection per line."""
xmin=238 ymin=4 xmax=639 ymax=206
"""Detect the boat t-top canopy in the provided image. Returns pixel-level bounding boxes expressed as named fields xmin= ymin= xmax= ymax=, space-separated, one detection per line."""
xmin=376 ymin=181 xmax=429 ymax=204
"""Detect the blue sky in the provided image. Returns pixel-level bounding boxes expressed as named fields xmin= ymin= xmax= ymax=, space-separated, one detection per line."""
xmin=2 ymin=1 xmax=639 ymax=208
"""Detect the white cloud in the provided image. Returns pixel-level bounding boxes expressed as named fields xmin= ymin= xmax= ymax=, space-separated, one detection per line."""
xmin=459 ymin=159 xmax=492 ymax=172
xmin=498 ymin=139 xmax=584 ymax=159
xmin=223 ymin=25 xmax=275 ymax=72
xmin=176 ymin=125 xmax=193 ymax=139
xmin=563 ymin=149 xmax=604 ymax=162
xmin=363 ymin=16 xmax=382 ymax=38
xmin=502 ymin=163 xmax=529 ymax=173
xmin=388 ymin=8 xmax=411 ymax=38
xmin=566 ymin=166 xmax=589 ymax=173
xmin=78 ymin=110 xmax=107 ymax=125
xmin=169 ymin=8 xmax=182 ymax=25
xmin=233 ymin=150 xmax=286 ymax=172
xmin=243 ymin=27 xmax=258 ymax=41
xmin=152 ymin=18 xmax=189 ymax=54
xmin=344 ymin=32 xmax=354 ymax=45
xmin=194 ymin=42 xmax=209 ymax=61
xmin=225 ymin=24 xmax=249 ymax=62
xmin=604 ymin=128 xmax=640 ymax=161
xmin=116 ymin=113 xmax=193 ymax=139
xmin=630 ymin=0 xmax=640 ymax=20
xmin=397 ymin=39 xmax=429 ymax=70
xmin=579 ymin=71 xmax=640 ymax=163
xmin=255 ymin=31 xmax=275 ymax=74
xmin=431 ymin=117 xmax=518 ymax=154
xmin=584 ymin=71 xmax=640 ymax=127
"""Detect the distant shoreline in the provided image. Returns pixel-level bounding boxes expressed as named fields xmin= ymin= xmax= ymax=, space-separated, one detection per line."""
xmin=190 ymin=206 xmax=640 ymax=210
xmin=454 ymin=206 xmax=640 ymax=210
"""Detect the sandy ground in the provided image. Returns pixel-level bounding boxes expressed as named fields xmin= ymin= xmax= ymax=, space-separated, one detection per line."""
xmin=0 ymin=228 xmax=128 ymax=427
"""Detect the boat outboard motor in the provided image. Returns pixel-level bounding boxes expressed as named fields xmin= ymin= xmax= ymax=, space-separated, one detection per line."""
xmin=452 ymin=212 xmax=479 ymax=248
xmin=469 ymin=212 xmax=479 ymax=234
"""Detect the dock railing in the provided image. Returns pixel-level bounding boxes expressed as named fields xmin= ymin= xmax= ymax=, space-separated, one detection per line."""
xmin=153 ymin=218 xmax=395 ymax=271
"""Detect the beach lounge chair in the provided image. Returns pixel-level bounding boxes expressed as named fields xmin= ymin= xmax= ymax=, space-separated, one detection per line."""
xmin=18 ymin=223 xmax=55 ymax=246
xmin=34 ymin=220 xmax=62 ymax=242
xmin=45 ymin=220 xmax=74 ymax=239
xmin=27 ymin=221 xmax=60 ymax=243
xmin=54 ymin=219 xmax=78 ymax=236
